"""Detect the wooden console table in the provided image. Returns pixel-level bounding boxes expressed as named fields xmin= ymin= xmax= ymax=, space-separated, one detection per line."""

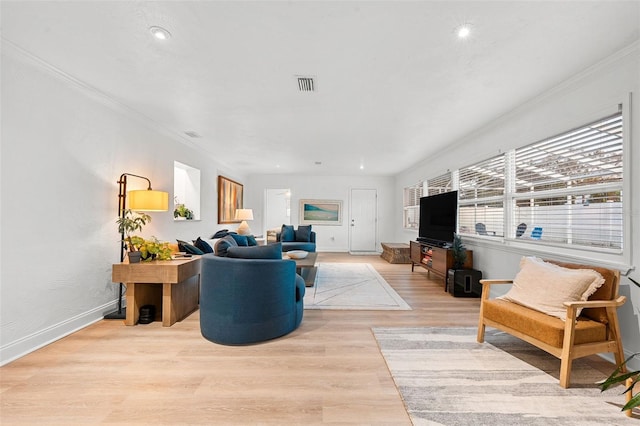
xmin=112 ymin=257 xmax=201 ymax=327
xmin=410 ymin=240 xmax=473 ymax=284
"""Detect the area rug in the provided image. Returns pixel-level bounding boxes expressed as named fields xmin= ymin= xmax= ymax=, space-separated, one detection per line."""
xmin=304 ymin=263 xmax=411 ymax=310
xmin=372 ymin=327 xmax=636 ymax=425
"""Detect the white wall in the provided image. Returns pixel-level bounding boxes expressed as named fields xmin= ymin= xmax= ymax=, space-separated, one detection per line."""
xmin=0 ymin=44 xmax=238 ymax=365
xmin=245 ymin=174 xmax=395 ymax=252
xmin=394 ymin=43 xmax=640 ymax=369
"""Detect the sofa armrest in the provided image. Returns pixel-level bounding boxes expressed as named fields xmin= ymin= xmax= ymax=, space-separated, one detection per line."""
xmin=563 ymin=295 xmax=626 ymax=309
xmin=478 ymin=279 xmax=513 ymax=301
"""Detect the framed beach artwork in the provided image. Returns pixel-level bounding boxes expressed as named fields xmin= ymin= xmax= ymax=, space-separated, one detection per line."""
xmin=299 ymin=199 xmax=343 ymax=225
xmin=217 ymin=175 xmax=243 ymax=224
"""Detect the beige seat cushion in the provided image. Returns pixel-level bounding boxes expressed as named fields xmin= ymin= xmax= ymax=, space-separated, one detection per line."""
xmin=499 ymin=257 xmax=604 ymax=320
xmin=483 ymin=299 xmax=607 ymax=348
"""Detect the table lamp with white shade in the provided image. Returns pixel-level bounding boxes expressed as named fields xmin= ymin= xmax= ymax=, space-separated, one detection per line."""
xmin=235 ymin=208 xmax=254 ymax=235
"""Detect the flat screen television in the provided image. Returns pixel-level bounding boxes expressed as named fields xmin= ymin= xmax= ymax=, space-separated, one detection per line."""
xmin=418 ymin=190 xmax=458 ymax=246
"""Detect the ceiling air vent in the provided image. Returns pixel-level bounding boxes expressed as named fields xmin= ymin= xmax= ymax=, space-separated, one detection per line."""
xmin=297 ymin=76 xmax=315 ymax=92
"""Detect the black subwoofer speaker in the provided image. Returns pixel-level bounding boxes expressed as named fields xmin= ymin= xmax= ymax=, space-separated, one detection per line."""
xmin=447 ymin=269 xmax=482 ymax=298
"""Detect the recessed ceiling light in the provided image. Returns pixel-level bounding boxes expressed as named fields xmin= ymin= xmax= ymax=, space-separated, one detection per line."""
xmin=149 ymin=26 xmax=171 ymax=41
xmin=457 ymin=24 xmax=471 ymax=39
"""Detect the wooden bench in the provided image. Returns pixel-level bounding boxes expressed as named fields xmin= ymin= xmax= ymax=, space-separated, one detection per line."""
xmin=380 ymin=243 xmax=411 ymax=264
xmin=477 ymin=259 xmax=626 ymax=388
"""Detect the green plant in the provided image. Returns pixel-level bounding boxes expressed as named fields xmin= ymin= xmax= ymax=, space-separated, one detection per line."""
xmin=173 ymin=204 xmax=194 ymax=220
xmin=116 ymin=209 xmax=151 ymax=251
xmin=599 ymin=353 xmax=639 ymax=413
xmin=139 ymin=237 xmax=173 ymax=261
xmin=451 ymin=233 xmax=467 ymax=269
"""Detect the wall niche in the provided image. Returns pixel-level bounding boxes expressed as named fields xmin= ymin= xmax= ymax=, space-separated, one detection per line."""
xmin=173 ymin=161 xmax=200 ymax=221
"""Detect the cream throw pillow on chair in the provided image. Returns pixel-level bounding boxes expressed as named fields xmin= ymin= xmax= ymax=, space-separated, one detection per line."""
xmin=499 ymin=256 xmax=605 ymax=320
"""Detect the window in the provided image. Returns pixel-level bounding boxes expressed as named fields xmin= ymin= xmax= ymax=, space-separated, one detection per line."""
xmin=511 ymin=113 xmax=623 ymax=249
xmin=458 ymin=156 xmax=505 ymax=238
xmin=403 ymin=182 xmax=422 ymax=229
xmin=426 ymin=172 xmax=453 ymax=196
xmin=403 ymin=173 xmax=452 ymax=229
xmin=406 ymin=110 xmax=624 ymax=254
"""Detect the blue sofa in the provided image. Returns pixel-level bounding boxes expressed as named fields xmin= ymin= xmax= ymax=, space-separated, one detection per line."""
xmin=200 ymin=249 xmax=305 ymax=345
xmin=276 ymin=225 xmax=317 ymax=252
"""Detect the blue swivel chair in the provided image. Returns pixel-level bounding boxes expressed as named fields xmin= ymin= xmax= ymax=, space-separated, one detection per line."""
xmin=200 ymin=253 xmax=305 ymax=345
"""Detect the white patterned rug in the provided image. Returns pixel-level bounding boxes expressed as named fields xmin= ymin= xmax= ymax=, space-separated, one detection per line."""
xmin=303 ymin=263 xmax=411 ymax=310
xmin=373 ymin=327 xmax=637 ymax=425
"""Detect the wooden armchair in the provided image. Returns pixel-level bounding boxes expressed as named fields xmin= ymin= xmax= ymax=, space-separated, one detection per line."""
xmin=477 ymin=259 xmax=626 ymax=388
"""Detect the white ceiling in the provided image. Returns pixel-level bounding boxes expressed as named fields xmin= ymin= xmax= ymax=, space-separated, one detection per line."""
xmin=2 ymin=1 xmax=639 ymax=176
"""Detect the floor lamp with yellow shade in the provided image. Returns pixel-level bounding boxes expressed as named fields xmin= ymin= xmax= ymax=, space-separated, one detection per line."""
xmin=104 ymin=173 xmax=169 ymax=320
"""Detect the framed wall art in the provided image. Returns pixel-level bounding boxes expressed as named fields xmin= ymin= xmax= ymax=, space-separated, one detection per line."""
xmin=299 ymin=199 xmax=343 ymax=225
xmin=218 ymin=175 xmax=243 ymax=224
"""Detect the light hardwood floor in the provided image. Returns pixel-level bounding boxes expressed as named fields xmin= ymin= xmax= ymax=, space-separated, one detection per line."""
xmin=0 ymin=253 xmax=614 ymax=424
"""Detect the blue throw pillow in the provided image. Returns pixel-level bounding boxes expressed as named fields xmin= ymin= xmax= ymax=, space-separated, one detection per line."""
xmin=281 ymin=225 xmax=295 ymax=242
xmin=214 ymin=235 xmax=238 ymax=256
xmin=230 ymin=233 xmax=249 ymax=246
xmin=194 ymin=237 xmax=214 ymax=254
xmin=246 ymin=235 xmax=258 ymax=246
xmin=227 ymin=243 xmax=282 ymax=259
xmin=177 ymin=239 xmax=205 ymax=255
xmin=296 ymin=225 xmax=312 ymax=242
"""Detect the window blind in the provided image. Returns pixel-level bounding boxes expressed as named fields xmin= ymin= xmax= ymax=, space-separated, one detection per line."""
xmin=512 ymin=112 xmax=623 ymax=249
xmin=426 ymin=172 xmax=453 ymax=196
xmin=403 ymin=182 xmax=423 ymax=229
xmin=458 ymin=155 xmax=505 ymax=237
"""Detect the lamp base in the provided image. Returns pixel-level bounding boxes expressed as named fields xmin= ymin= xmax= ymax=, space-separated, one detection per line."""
xmin=237 ymin=221 xmax=251 ymax=235
xmin=104 ymin=308 xmax=126 ymax=320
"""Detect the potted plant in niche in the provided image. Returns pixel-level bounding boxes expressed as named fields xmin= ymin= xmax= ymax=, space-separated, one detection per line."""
xmin=174 ymin=203 xmax=194 ymax=220
xmin=116 ymin=209 xmax=151 ymax=263
xmin=446 ymin=233 xmax=481 ymax=297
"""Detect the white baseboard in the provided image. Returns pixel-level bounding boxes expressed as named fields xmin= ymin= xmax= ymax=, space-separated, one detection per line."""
xmin=0 ymin=300 xmax=121 ymax=366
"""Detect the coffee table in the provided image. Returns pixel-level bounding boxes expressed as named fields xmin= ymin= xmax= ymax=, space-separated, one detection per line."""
xmin=286 ymin=252 xmax=318 ymax=287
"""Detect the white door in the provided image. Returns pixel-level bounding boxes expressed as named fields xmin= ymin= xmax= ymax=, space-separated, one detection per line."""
xmin=349 ymin=188 xmax=377 ymax=252
xmin=264 ymin=188 xmax=290 ymax=236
